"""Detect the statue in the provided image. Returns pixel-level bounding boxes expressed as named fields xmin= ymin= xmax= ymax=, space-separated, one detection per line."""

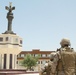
xmin=3 ymin=2 xmax=16 ymax=34
xmin=5 ymin=2 xmax=15 ymax=13
xmin=40 ymin=38 xmax=76 ymax=75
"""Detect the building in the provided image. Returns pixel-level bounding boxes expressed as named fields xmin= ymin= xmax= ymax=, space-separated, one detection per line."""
xmin=17 ymin=49 xmax=54 ymax=71
xmin=0 ymin=3 xmax=54 ymax=71
xmin=0 ymin=3 xmax=22 ymax=69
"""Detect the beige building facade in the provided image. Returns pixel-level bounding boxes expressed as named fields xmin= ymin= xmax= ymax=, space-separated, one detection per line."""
xmin=0 ymin=3 xmax=23 ymax=69
xmin=0 ymin=34 xmax=23 ymax=69
xmin=0 ymin=3 xmax=54 ymax=71
xmin=17 ymin=49 xmax=54 ymax=71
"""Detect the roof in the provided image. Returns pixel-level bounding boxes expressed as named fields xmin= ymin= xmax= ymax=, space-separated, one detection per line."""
xmin=19 ymin=49 xmax=55 ymax=54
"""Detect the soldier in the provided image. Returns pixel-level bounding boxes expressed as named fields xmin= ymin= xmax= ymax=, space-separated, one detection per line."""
xmin=40 ymin=61 xmax=51 ymax=75
xmin=40 ymin=38 xmax=76 ymax=75
xmin=40 ymin=52 xmax=59 ymax=75
xmin=56 ymin=38 xmax=76 ymax=75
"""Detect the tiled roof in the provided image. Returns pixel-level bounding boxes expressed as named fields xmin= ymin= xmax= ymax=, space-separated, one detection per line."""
xmin=19 ymin=49 xmax=55 ymax=54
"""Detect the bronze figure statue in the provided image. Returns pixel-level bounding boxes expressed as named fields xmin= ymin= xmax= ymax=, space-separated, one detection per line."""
xmin=5 ymin=2 xmax=15 ymax=13
xmin=3 ymin=2 xmax=16 ymax=34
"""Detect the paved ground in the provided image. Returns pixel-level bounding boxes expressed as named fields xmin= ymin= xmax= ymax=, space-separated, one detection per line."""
xmin=0 ymin=70 xmax=39 ymax=75
xmin=20 ymin=73 xmax=39 ymax=75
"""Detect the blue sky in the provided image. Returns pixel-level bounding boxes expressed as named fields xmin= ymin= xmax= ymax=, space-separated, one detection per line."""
xmin=0 ymin=0 xmax=76 ymax=51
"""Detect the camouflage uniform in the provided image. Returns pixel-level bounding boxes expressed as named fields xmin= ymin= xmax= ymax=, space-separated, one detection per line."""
xmin=40 ymin=38 xmax=76 ymax=75
xmin=56 ymin=38 xmax=76 ymax=75
xmin=40 ymin=52 xmax=59 ymax=75
xmin=40 ymin=61 xmax=52 ymax=75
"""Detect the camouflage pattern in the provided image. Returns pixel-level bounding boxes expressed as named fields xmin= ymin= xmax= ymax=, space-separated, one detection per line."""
xmin=40 ymin=61 xmax=55 ymax=75
xmin=60 ymin=38 xmax=71 ymax=47
xmin=40 ymin=38 xmax=76 ymax=75
xmin=56 ymin=47 xmax=76 ymax=75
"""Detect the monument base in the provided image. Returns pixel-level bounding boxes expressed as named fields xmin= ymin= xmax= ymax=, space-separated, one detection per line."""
xmin=0 ymin=69 xmax=39 ymax=75
xmin=0 ymin=69 xmax=26 ymax=75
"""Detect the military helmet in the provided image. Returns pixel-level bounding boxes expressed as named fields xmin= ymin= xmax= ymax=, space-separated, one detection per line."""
xmin=60 ymin=38 xmax=71 ymax=47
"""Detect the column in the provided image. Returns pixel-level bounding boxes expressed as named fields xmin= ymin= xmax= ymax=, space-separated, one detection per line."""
xmin=0 ymin=54 xmax=2 ymax=69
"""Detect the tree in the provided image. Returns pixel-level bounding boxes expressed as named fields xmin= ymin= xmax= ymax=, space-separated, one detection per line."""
xmin=21 ymin=54 xmax=39 ymax=71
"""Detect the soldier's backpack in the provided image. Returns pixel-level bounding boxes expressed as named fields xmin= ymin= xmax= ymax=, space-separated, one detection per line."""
xmin=57 ymin=47 xmax=76 ymax=75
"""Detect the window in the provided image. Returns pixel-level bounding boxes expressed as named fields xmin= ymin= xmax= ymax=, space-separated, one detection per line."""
xmin=17 ymin=54 xmax=21 ymax=57
xmin=42 ymin=61 xmax=46 ymax=64
xmin=20 ymin=40 xmax=22 ymax=44
xmin=16 ymin=61 xmax=18 ymax=64
xmin=9 ymin=54 xmax=12 ymax=69
xmin=21 ymin=54 xmax=24 ymax=57
xmin=15 ymin=38 xmax=18 ymax=42
xmin=0 ymin=37 xmax=3 ymax=41
xmin=34 ymin=54 xmax=38 ymax=57
xmin=38 ymin=61 xmax=40 ymax=64
xmin=6 ymin=37 xmax=8 ymax=41
xmin=41 ymin=61 xmax=42 ymax=64
xmin=4 ymin=54 xmax=7 ymax=69
xmin=42 ymin=54 xmax=46 ymax=57
xmin=36 ymin=61 xmax=40 ymax=64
